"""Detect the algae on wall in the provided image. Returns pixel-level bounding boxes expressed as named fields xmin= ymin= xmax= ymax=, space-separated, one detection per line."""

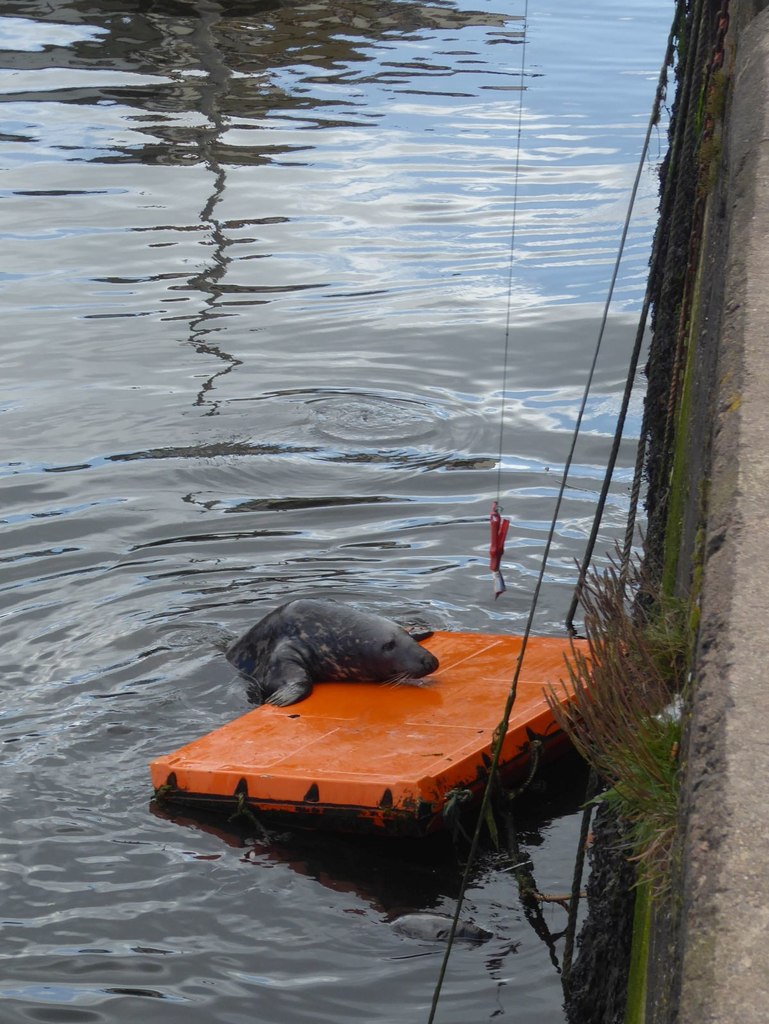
xmin=643 ymin=2 xmax=769 ymax=1021
xmin=563 ymin=1 xmax=752 ymax=1021
xmin=642 ymin=0 xmax=729 ymax=598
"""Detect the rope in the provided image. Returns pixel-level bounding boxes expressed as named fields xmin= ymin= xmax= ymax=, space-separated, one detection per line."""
xmin=642 ymin=0 xmax=711 ymax=574
xmin=428 ymin=4 xmax=529 ymax=1014
xmin=428 ymin=7 xmax=685 ymax=1018
xmin=561 ymin=768 xmax=600 ymax=988
xmin=430 ymin=337 xmax=611 ymax=1019
xmin=560 ymin=2 xmax=688 ymax=986
xmin=621 ymin=420 xmax=647 ymax=583
xmin=560 ymin=0 xmax=685 ymax=987
xmin=564 ymin=11 xmax=680 ymax=633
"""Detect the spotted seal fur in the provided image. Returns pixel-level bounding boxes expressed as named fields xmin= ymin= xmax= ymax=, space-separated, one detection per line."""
xmin=225 ymin=598 xmax=439 ymax=707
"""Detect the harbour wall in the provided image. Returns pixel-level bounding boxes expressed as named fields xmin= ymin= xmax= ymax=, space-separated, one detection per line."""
xmin=641 ymin=1 xmax=769 ymax=1020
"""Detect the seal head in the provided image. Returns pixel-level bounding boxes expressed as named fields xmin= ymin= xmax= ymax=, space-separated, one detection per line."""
xmin=225 ymin=598 xmax=439 ymax=706
xmin=391 ymin=913 xmax=492 ymax=945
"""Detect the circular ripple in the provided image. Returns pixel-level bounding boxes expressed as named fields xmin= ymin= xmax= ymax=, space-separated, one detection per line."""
xmin=253 ymin=386 xmax=491 ymax=468
xmin=309 ymin=391 xmax=445 ymax=443
xmin=259 ymin=387 xmax=449 ymax=444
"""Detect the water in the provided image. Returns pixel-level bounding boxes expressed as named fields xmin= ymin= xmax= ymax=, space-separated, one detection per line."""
xmin=1 ymin=1 xmax=670 ymax=1020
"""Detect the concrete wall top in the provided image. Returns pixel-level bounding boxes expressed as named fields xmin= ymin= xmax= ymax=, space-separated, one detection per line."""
xmin=677 ymin=5 xmax=769 ymax=1022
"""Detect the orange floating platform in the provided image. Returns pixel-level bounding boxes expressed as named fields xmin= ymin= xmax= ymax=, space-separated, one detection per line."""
xmin=150 ymin=631 xmax=586 ymax=837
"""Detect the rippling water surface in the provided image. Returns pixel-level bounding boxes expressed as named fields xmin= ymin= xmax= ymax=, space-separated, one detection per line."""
xmin=2 ymin=1 xmax=670 ymax=1021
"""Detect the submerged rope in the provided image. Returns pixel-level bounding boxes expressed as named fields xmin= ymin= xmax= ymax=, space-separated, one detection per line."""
xmin=561 ymin=767 xmax=599 ymax=988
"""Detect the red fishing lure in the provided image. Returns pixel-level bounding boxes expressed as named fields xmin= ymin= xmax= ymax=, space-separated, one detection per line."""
xmin=489 ymin=501 xmax=510 ymax=598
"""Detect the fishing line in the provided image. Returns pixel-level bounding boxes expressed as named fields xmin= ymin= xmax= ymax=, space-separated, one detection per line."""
xmin=429 ymin=6 xmax=682 ymax=1019
xmin=428 ymin=2 xmax=531 ymax=1018
xmin=494 ymin=0 xmax=529 ymax=508
xmin=489 ymin=0 xmax=530 ymax=599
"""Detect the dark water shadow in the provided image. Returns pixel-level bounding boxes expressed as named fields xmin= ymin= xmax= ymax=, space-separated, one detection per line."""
xmin=149 ymin=749 xmax=590 ymax=913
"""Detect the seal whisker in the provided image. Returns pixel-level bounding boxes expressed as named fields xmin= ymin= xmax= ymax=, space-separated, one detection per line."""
xmin=385 ymin=670 xmax=426 ymax=688
xmin=383 ymin=671 xmax=406 ymax=687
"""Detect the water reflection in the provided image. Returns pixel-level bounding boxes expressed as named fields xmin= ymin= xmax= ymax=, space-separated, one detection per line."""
xmin=1 ymin=1 xmax=668 ymax=1021
xmin=3 ymin=0 xmax=526 ymax=414
xmin=4 ymin=0 xmax=519 ymax=168
xmin=149 ymin=747 xmax=588 ymax=964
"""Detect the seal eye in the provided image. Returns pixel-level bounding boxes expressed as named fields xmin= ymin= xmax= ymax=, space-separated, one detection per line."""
xmin=382 ymin=639 xmax=396 ymax=652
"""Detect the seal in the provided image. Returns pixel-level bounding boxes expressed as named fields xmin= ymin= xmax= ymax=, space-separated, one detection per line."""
xmin=225 ymin=598 xmax=440 ymax=707
xmin=391 ymin=913 xmax=492 ymax=944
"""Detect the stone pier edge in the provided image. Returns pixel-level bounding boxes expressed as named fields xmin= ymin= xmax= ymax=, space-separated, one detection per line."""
xmin=646 ymin=4 xmax=769 ymax=1021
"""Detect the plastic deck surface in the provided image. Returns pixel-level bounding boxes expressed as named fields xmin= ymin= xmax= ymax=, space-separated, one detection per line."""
xmin=151 ymin=631 xmax=587 ymax=834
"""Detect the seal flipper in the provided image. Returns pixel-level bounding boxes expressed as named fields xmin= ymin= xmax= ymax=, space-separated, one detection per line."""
xmin=265 ymin=679 xmax=313 ymax=707
xmin=261 ymin=639 xmax=314 ymax=707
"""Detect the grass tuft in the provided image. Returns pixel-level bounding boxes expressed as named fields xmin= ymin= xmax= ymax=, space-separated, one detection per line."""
xmin=548 ymin=557 xmax=689 ymax=895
